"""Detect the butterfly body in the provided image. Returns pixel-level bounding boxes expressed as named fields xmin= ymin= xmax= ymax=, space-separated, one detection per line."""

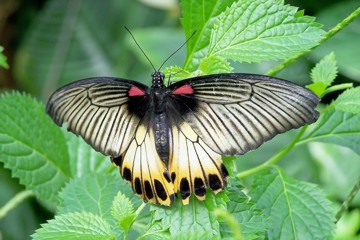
xmin=46 ymin=72 xmax=319 ymax=206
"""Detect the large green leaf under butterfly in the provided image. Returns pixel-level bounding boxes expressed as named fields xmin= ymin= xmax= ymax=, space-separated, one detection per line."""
xmin=46 ymin=72 xmax=319 ymax=206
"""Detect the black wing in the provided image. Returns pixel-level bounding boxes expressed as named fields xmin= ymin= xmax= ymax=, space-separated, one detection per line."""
xmin=46 ymin=77 xmax=149 ymax=157
xmin=168 ymin=73 xmax=319 ymax=156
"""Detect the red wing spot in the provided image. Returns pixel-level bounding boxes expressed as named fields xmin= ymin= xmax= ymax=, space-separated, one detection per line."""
xmin=172 ymin=85 xmax=194 ymax=95
xmin=128 ymin=86 xmax=145 ymax=96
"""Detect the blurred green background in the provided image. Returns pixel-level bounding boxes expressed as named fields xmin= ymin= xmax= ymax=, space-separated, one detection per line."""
xmin=0 ymin=0 xmax=359 ymax=239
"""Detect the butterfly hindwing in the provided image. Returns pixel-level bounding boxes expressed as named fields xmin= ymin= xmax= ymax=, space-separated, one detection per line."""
xmin=112 ymin=117 xmax=175 ymax=206
xmin=46 ymin=77 xmax=149 ymax=157
xmin=167 ymin=108 xmax=229 ymax=204
xmin=169 ymin=73 xmax=320 ymax=156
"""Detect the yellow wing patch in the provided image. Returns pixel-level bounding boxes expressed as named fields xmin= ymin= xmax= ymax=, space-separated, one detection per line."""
xmin=169 ymin=121 xmax=229 ymax=205
xmin=112 ymin=124 xmax=175 ymax=206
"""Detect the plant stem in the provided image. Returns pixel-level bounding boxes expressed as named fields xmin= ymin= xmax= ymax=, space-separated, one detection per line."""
xmin=236 ymin=126 xmax=307 ymax=178
xmin=320 ymin=83 xmax=353 ymax=98
xmin=335 ymin=176 xmax=360 ymax=222
xmin=0 ymin=190 xmax=34 ymax=219
xmin=135 ymin=202 xmax=147 ymax=216
xmin=214 ymin=208 xmax=243 ymax=240
xmin=266 ymin=6 xmax=360 ymax=76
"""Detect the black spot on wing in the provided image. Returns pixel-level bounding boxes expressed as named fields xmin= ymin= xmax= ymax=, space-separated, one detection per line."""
xmin=209 ymin=174 xmax=222 ymax=191
xmin=171 ymin=172 xmax=176 ymax=182
xmin=154 ymin=179 xmax=168 ymax=201
xmin=163 ymin=172 xmax=172 ymax=183
xmin=123 ymin=167 xmax=132 ymax=182
xmin=134 ymin=178 xmax=142 ymax=195
xmin=180 ymin=178 xmax=190 ymax=199
xmin=144 ymin=180 xmax=154 ymax=200
xmin=194 ymin=178 xmax=206 ymax=197
xmin=112 ymin=156 xmax=122 ymax=167
xmin=221 ymin=164 xmax=229 ymax=178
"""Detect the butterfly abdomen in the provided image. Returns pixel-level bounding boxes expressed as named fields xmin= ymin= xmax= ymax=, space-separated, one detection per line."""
xmin=153 ymin=112 xmax=170 ymax=163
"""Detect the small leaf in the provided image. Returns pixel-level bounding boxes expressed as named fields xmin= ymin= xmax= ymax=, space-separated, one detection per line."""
xmin=0 ymin=93 xmax=71 ymax=206
xmin=310 ymin=52 xmax=337 ymax=85
xmin=0 ymin=46 xmax=9 ymax=69
xmin=332 ymin=87 xmax=360 ymax=114
xmin=180 ymin=0 xmax=234 ymax=70
xmin=301 ymin=107 xmax=360 ymax=155
xmin=249 ymin=167 xmax=335 ymax=239
xmin=111 ymin=192 xmax=136 ymax=232
xmin=198 ymin=56 xmax=233 ymax=74
xmin=208 ymin=0 xmax=325 ymax=63
xmin=32 ymin=212 xmax=115 ymax=240
xmin=58 ymin=173 xmax=137 ymax=223
xmin=308 ymin=52 xmax=338 ymax=96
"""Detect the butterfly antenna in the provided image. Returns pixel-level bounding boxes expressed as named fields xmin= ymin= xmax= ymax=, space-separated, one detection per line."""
xmin=125 ymin=26 xmax=157 ymax=72
xmin=158 ymin=30 xmax=196 ymax=71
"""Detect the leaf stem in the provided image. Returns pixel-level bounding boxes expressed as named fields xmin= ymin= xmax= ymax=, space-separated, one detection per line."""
xmin=214 ymin=208 xmax=243 ymax=240
xmin=0 ymin=190 xmax=34 ymax=219
xmin=335 ymin=176 xmax=360 ymax=222
xmin=236 ymin=126 xmax=307 ymax=178
xmin=266 ymin=6 xmax=360 ymax=76
xmin=135 ymin=202 xmax=147 ymax=216
xmin=320 ymin=83 xmax=353 ymax=98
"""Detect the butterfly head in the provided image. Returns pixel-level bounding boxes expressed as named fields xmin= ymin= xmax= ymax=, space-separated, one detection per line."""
xmin=151 ymin=71 xmax=165 ymax=88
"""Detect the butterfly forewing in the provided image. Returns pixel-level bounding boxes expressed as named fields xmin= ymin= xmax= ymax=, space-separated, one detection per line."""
xmin=46 ymin=77 xmax=149 ymax=157
xmin=169 ymin=73 xmax=319 ymax=156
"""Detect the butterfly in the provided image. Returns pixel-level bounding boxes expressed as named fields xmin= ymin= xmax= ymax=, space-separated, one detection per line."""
xmin=46 ymin=70 xmax=319 ymax=206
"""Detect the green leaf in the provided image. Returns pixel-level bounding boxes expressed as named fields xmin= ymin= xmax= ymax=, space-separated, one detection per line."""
xmin=208 ymin=0 xmax=325 ymax=63
xmin=198 ymin=56 xmax=233 ymax=74
xmin=308 ymin=143 xmax=360 ymax=204
xmin=151 ymin=196 xmax=220 ymax=238
xmin=311 ymin=0 xmax=360 ymax=81
xmin=332 ymin=87 xmax=360 ymax=114
xmin=300 ymin=107 xmax=360 ymax=155
xmin=0 ymin=93 xmax=71 ymax=206
xmin=308 ymin=52 xmax=338 ymax=96
xmin=163 ymin=66 xmax=192 ymax=83
xmin=0 ymin=46 xmax=9 ymax=69
xmin=111 ymin=192 xmax=136 ymax=232
xmin=64 ymin=131 xmax=110 ymax=178
xmin=58 ymin=173 xmax=133 ymax=223
xmin=220 ymin=179 xmax=268 ymax=239
xmin=180 ymin=0 xmax=234 ymax=70
xmin=32 ymin=212 xmax=115 ymax=240
xmin=249 ymin=167 xmax=335 ymax=239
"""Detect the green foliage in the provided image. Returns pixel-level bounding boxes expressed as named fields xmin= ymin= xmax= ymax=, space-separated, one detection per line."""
xmin=310 ymin=0 xmax=360 ymax=81
xmin=0 ymin=46 xmax=9 ymax=69
xmin=1 ymin=0 xmax=360 ymax=239
xmin=301 ymin=89 xmax=360 ymax=154
xmin=249 ymin=167 xmax=335 ymax=239
xmin=308 ymin=52 xmax=338 ymax=96
xmin=0 ymin=93 xmax=71 ymax=206
xmin=181 ymin=0 xmax=325 ymax=71
xmin=111 ymin=192 xmax=136 ymax=234
xmin=32 ymin=212 xmax=115 ymax=240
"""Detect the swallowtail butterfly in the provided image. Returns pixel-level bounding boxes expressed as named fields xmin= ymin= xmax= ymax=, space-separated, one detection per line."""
xmin=46 ymin=71 xmax=319 ymax=206
xmin=46 ymin=30 xmax=319 ymax=206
